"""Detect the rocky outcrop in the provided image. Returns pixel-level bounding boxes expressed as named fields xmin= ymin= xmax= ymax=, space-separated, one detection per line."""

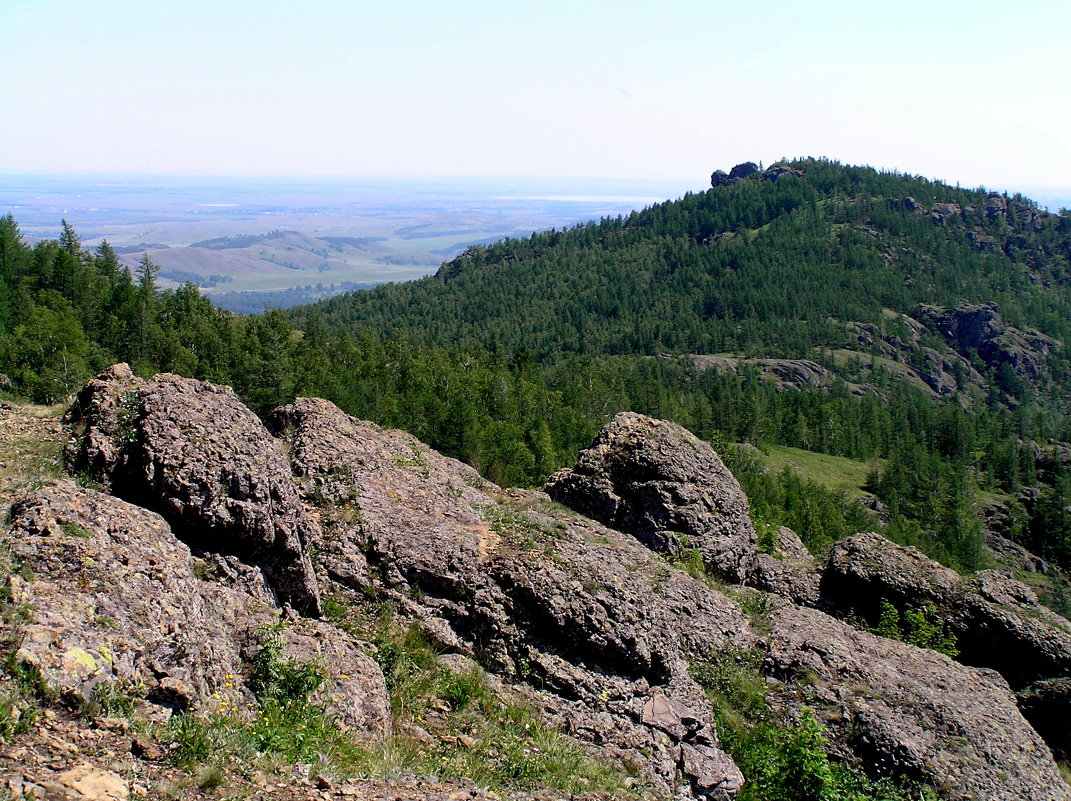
xmin=728 ymin=162 xmax=759 ymax=180
xmin=917 ymin=301 xmax=1058 ymax=382
xmin=747 ymin=526 xmax=822 ymax=605
xmin=8 ymin=375 xmax=1070 ymax=800
xmin=65 ymin=364 xmax=322 ymax=616
xmin=822 ymin=532 xmax=1071 ymax=688
xmin=765 ymin=602 xmax=1069 ymax=801
xmin=269 ymin=398 xmax=751 ymax=798
xmin=762 ymin=163 xmax=804 ymax=182
xmin=847 ymin=319 xmax=987 ymax=398
xmin=5 ymin=483 xmax=390 ymax=736
xmin=687 ymin=355 xmax=877 ymax=397
xmin=543 ymin=412 xmax=757 ymax=581
xmin=710 ymin=162 xmax=762 ymax=188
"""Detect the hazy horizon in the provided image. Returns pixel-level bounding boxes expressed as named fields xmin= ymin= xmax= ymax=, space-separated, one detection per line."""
xmin=3 ymin=1 xmax=1068 ymax=192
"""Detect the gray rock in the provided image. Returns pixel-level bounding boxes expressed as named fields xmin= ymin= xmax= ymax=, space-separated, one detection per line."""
xmin=823 ymin=532 xmax=1071 ymax=688
xmin=66 ymin=365 xmax=322 ymax=616
xmin=269 ymin=398 xmax=752 ymax=797
xmin=543 ymin=411 xmax=758 ymax=581
xmin=4 ymin=484 xmax=389 ymax=737
xmin=917 ymin=302 xmax=1058 ymax=382
xmin=710 ymin=170 xmax=738 ymax=188
xmin=765 ymin=602 xmax=1069 ymax=801
xmin=728 ymin=162 xmax=759 ymax=180
xmin=985 ymin=191 xmax=1008 ymax=221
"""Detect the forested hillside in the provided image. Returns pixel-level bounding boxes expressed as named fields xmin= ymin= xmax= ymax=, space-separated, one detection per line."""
xmin=296 ymin=158 xmax=1071 ymax=365
xmin=3 ymin=159 xmax=1071 ymax=594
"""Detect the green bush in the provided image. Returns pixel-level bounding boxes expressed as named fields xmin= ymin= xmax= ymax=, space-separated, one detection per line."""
xmin=870 ymin=600 xmax=959 ymax=658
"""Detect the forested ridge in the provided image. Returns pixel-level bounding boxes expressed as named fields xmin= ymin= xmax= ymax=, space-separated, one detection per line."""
xmin=3 ymin=158 xmax=1071 ymax=596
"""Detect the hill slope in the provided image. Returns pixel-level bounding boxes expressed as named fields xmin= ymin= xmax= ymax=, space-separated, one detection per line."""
xmin=296 ymin=158 xmax=1071 ymax=389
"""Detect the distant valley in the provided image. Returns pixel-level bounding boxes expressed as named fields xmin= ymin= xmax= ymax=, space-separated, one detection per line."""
xmin=1 ymin=174 xmax=695 ymax=311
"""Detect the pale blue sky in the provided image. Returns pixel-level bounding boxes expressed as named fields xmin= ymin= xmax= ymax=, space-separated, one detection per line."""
xmin=3 ymin=0 xmax=1068 ymax=192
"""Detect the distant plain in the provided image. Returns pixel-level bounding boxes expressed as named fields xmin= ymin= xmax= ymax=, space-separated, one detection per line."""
xmin=2 ymin=174 xmax=696 ymax=311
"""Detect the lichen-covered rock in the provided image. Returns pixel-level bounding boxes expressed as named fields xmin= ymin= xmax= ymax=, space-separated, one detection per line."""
xmin=7 ymin=484 xmax=254 ymax=712
xmin=4 ymin=483 xmax=389 ymax=738
xmin=66 ymin=365 xmax=321 ymax=616
xmin=747 ymin=526 xmax=822 ymax=605
xmin=278 ymin=621 xmax=391 ymax=736
xmin=543 ymin=412 xmax=757 ymax=581
xmin=823 ymin=532 xmax=1071 ymax=688
xmin=269 ymin=398 xmax=751 ymax=798
xmin=765 ymin=602 xmax=1070 ymax=801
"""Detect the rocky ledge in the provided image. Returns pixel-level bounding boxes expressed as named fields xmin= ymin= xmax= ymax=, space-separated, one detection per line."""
xmin=2 ymin=366 xmax=1069 ymax=800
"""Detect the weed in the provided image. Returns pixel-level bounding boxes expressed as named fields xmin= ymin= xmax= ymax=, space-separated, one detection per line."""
xmin=693 ymin=647 xmax=938 ymax=801
xmin=869 ymin=600 xmax=959 ymax=658
xmin=59 ymin=521 xmax=91 ymax=538
xmin=114 ymin=390 xmax=141 ymax=448
xmin=247 ymin=623 xmax=325 ymax=705
xmin=78 ymin=680 xmax=141 ymax=719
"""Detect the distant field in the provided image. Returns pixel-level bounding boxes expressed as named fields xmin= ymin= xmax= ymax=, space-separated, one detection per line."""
xmin=753 ymin=444 xmax=880 ymax=500
xmin=2 ymin=173 xmax=695 ymax=311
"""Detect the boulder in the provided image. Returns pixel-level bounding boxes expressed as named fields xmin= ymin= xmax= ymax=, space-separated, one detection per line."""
xmin=268 ymin=398 xmax=753 ymax=797
xmin=728 ymin=162 xmax=759 ymax=180
xmin=762 ymin=164 xmax=804 ymax=182
xmin=4 ymin=484 xmax=389 ymax=736
xmin=710 ymin=170 xmax=737 ymax=188
xmin=822 ymin=532 xmax=1071 ymax=688
xmin=765 ymin=602 xmax=1069 ymax=801
xmin=543 ymin=412 xmax=758 ymax=581
xmin=747 ymin=526 xmax=823 ymax=605
xmin=65 ymin=365 xmax=321 ymax=616
xmin=985 ymin=191 xmax=1008 ymax=221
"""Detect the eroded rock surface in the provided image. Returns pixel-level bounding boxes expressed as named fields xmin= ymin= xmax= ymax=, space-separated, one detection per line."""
xmin=269 ymin=398 xmax=751 ymax=798
xmin=5 ymin=484 xmax=389 ymax=736
xmin=543 ymin=412 xmax=757 ymax=582
xmin=823 ymin=532 xmax=1071 ymax=688
xmin=65 ymin=364 xmax=321 ymax=616
xmin=765 ymin=602 xmax=1069 ymax=801
xmin=918 ymin=301 xmax=1058 ymax=382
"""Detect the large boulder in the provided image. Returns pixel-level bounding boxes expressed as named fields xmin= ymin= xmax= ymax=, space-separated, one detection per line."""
xmin=765 ymin=602 xmax=1069 ymax=801
xmin=822 ymin=532 xmax=1071 ymax=688
xmin=65 ymin=365 xmax=321 ymax=616
xmin=268 ymin=398 xmax=753 ymax=798
xmin=5 ymin=484 xmax=389 ymax=736
xmin=543 ymin=412 xmax=758 ymax=581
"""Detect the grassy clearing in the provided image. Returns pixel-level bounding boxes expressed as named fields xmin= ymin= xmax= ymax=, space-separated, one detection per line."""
xmin=751 ymin=444 xmax=878 ymax=501
xmin=0 ymin=404 xmax=66 ymax=512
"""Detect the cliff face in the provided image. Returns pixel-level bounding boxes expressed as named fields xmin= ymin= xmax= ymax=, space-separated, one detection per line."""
xmin=2 ymin=367 xmax=1070 ymax=800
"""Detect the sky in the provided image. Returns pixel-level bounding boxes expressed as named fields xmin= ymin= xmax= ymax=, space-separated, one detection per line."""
xmin=2 ymin=0 xmax=1070 ymax=194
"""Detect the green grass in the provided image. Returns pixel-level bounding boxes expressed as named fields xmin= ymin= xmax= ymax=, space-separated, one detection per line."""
xmin=753 ymin=444 xmax=879 ymax=501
